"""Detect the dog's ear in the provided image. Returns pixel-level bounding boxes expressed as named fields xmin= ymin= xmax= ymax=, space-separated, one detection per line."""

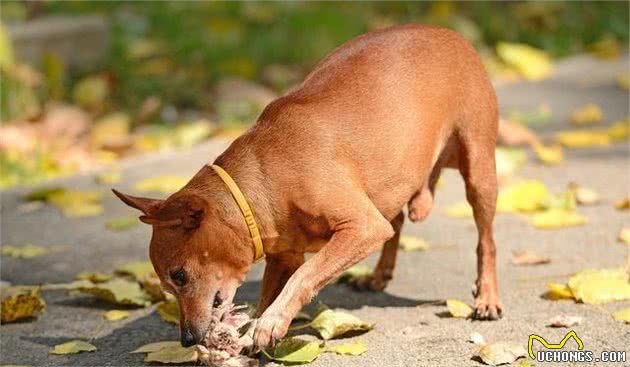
xmin=142 ymin=193 xmax=206 ymax=230
xmin=112 ymin=189 xmax=163 ymax=216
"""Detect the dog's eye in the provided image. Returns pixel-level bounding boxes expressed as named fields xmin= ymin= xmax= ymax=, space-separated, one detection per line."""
xmin=213 ymin=292 xmax=222 ymax=308
xmin=170 ymin=269 xmax=187 ymax=286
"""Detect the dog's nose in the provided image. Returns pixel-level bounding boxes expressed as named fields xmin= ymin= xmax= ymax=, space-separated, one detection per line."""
xmin=180 ymin=327 xmax=196 ymax=347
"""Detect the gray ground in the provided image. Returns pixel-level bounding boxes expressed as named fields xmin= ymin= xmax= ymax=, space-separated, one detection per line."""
xmin=1 ymin=55 xmax=629 ymax=367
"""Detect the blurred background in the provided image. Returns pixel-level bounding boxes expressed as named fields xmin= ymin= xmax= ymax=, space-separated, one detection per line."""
xmin=1 ymin=1 xmax=628 ymax=189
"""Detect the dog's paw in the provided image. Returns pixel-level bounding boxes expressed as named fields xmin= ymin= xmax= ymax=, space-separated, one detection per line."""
xmin=348 ymin=273 xmax=390 ymax=292
xmin=473 ymin=294 xmax=503 ymax=321
xmin=253 ymin=312 xmax=290 ymax=351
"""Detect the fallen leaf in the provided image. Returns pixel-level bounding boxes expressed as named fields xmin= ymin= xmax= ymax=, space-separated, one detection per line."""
xmin=570 ymin=104 xmax=604 ymax=125
xmin=531 ymin=209 xmax=587 ymax=229
xmin=511 ymin=251 xmax=550 ymax=266
xmin=542 ymin=283 xmax=574 ymax=300
xmin=569 ymin=184 xmax=600 ymax=205
xmin=336 ymin=265 xmax=372 ymax=284
xmin=115 ymin=261 xmax=156 ymax=280
xmin=477 ymin=342 xmax=527 ymax=366
xmin=614 ymin=197 xmax=630 ymax=210
xmin=497 ymin=180 xmax=550 ymax=213
xmin=1 ymin=288 xmax=45 ymax=323
xmin=618 ymin=228 xmax=630 ymax=245
xmin=547 ymin=315 xmax=582 ymax=328
xmin=446 ymin=299 xmax=473 ymax=318
xmin=95 ymin=171 xmax=121 ymax=185
xmin=133 ymin=175 xmax=188 ymax=193
xmin=72 ymin=75 xmax=109 ymax=111
xmin=173 ymin=120 xmax=215 ymax=148
xmin=131 ymin=341 xmax=182 ymax=353
xmin=50 ymin=340 xmax=97 ymax=355
xmin=556 ymin=130 xmax=610 ymax=148
xmin=104 ymin=310 xmax=130 ymax=321
xmin=588 ymin=35 xmax=620 ymax=60
xmin=76 ymin=272 xmax=112 ymax=283
xmin=157 ymin=300 xmax=179 ymax=324
xmin=445 ymin=201 xmax=473 ymax=218
xmin=399 ymin=235 xmax=429 ymax=251
xmin=469 ymin=332 xmax=486 ymax=345
xmin=496 ymin=42 xmax=553 ymax=81
xmin=310 ymin=309 xmax=374 ymax=340
xmin=90 ymin=113 xmax=131 ymax=149
xmin=144 ymin=344 xmax=198 ymax=364
xmin=140 ymin=274 xmax=169 ymax=302
xmin=76 ymin=278 xmax=152 ymax=307
xmin=617 ymin=73 xmax=630 ymax=91
xmin=543 ymin=191 xmax=576 ymax=211
xmin=568 ymin=268 xmax=630 ymax=304
xmin=1 ymin=244 xmax=47 ymax=258
xmin=506 ymin=104 xmax=552 ymax=126
xmin=106 ymin=216 xmax=139 ymax=231
xmin=325 ymin=340 xmax=367 ymax=356
xmin=495 ymin=147 xmax=527 ymax=178
xmin=48 ymin=190 xmax=104 ymax=218
xmin=533 ymin=143 xmax=563 ymax=164
xmin=612 ymin=308 xmax=630 ymax=323
xmin=267 ymin=337 xmax=323 ymax=364
xmin=608 ymin=119 xmax=630 ymax=140
xmin=23 ymin=186 xmax=65 ymax=201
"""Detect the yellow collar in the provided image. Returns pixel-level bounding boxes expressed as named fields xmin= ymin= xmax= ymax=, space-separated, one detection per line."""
xmin=209 ymin=164 xmax=265 ymax=263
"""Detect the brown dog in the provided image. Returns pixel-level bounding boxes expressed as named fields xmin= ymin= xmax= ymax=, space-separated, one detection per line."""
xmin=114 ymin=24 xmax=502 ymax=350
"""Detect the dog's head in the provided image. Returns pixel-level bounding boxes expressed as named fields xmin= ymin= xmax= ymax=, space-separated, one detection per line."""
xmin=113 ymin=189 xmax=254 ymax=346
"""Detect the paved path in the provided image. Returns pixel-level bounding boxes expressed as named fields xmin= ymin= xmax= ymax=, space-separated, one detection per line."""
xmin=1 ymin=55 xmax=629 ymax=367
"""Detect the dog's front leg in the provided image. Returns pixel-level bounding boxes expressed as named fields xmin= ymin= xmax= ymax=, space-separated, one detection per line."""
xmin=256 ymin=252 xmax=304 ymax=317
xmin=253 ymin=198 xmax=394 ymax=349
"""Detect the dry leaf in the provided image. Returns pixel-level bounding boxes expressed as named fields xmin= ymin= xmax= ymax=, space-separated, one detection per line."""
xmin=104 ymin=310 xmax=130 ymax=321
xmin=23 ymin=186 xmax=65 ymax=201
xmin=618 ymin=228 xmax=630 ymax=245
xmin=608 ymin=119 xmax=630 ymax=140
xmin=76 ymin=278 xmax=152 ymax=307
xmin=477 ymin=342 xmax=526 ymax=366
xmin=446 ymin=299 xmax=473 ymax=318
xmin=556 ymin=130 xmax=610 ymax=148
xmin=115 ymin=261 xmax=156 ymax=280
xmin=542 ymin=283 xmax=574 ymax=301
xmin=511 ymin=251 xmax=550 ymax=266
xmin=157 ymin=300 xmax=179 ymax=324
xmin=497 ymin=180 xmax=550 ymax=213
xmin=496 ymin=42 xmax=553 ymax=81
xmin=90 ymin=113 xmax=131 ymax=149
xmin=533 ymin=143 xmax=563 ymax=164
xmin=48 ymin=190 xmax=104 ymax=218
xmin=267 ymin=337 xmax=323 ymax=364
xmin=616 ymin=73 xmax=630 ymax=91
xmin=50 ymin=340 xmax=97 ymax=355
xmin=1 ymin=244 xmax=47 ymax=258
xmin=569 ymin=184 xmax=600 ymax=205
xmin=144 ymin=344 xmax=198 ymax=364
xmin=336 ymin=265 xmax=372 ymax=284
xmin=131 ymin=341 xmax=181 ymax=353
xmin=133 ymin=175 xmax=187 ymax=193
xmin=568 ymin=268 xmax=630 ymax=304
xmin=470 ymin=332 xmax=486 ymax=345
xmin=310 ymin=308 xmax=374 ymax=340
xmin=1 ymin=288 xmax=45 ymax=323
xmin=399 ymin=235 xmax=429 ymax=251
xmin=76 ymin=272 xmax=112 ymax=283
xmin=614 ymin=197 xmax=630 ymax=210
xmin=612 ymin=308 xmax=630 ymax=323
xmin=106 ymin=216 xmax=139 ymax=231
xmin=531 ymin=209 xmax=587 ymax=229
xmin=570 ymin=104 xmax=604 ymax=125
xmin=325 ymin=340 xmax=367 ymax=356
xmin=547 ymin=315 xmax=582 ymax=328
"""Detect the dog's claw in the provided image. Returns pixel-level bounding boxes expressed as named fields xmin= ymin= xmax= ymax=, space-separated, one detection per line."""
xmin=472 ymin=297 xmax=503 ymax=321
xmin=252 ymin=312 xmax=290 ymax=351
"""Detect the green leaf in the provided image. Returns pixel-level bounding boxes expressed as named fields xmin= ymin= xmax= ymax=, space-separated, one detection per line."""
xmin=267 ymin=337 xmax=323 ymax=364
xmin=76 ymin=279 xmax=152 ymax=307
xmin=1 ymin=245 xmax=47 ymax=259
xmin=50 ymin=340 xmax=97 ymax=355
xmin=115 ymin=261 xmax=156 ymax=280
xmin=568 ymin=268 xmax=630 ymax=304
xmin=325 ymin=340 xmax=367 ymax=356
xmin=106 ymin=216 xmax=139 ymax=231
xmin=310 ymin=309 xmax=373 ymax=340
xmin=446 ymin=299 xmax=473 ymax=319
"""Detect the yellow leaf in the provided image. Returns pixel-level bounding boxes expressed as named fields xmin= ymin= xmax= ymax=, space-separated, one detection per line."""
xmin=76 ymin=272 xmax=112 ymax=283
xmin=615 ymin=198 xmax=630 ymax=210
xmin=531 ymin=209 xmax=587 ymax=229
xmin=130 ymin=341 xmax=182 ymax=353
xmin=544 ymin=190 xmax=576 ymax=211
xmin=570 ymin=103 xmax=604 ymax=125
xmin=50 ymin=340 xmax=96 ymax=355
xmin=48 ymin=190 xmax=104 ymax=218
xmin=511 ymin=250 xmax=550 ymax=266
xmin=446 ymin=299 xmax=473 ymax=318
xmin=399 ymin=235 xmax=429 ymax=251
xmin=267 ymin=337 xmax=323 ymax=364
xmin=133 ymin=175 xmax=187 ymax=194
xmin=588 ymin=35 xmax=620 ymax=60
xmin=95 ymin=171 xmax=121 ymax=185
xmin=608 ymin=119 xmax=630 ymax=140
xmin=543 ymin=283 xmax=574 ymax=300
xmin=90 ymin=113 xmax=131 ymax=149
xmin=310 ymin=309 xmax=373 ymax=340
xmin=76 ymin=278 xmax=152 ymax=307
xmin=533 ymin=143 xmax=563 ymax=164
xmin=115 ymin=261 xmax=156 ymax=281
xmin=618 ymin=228 xmax=630 ymax=246
xmin=156 ymin=300 xmax=179 ymax=324
xmin=336 ymin=265 xmax=372 ymax=284
xmin=496 ymin=42 xmax=553 ymax=81
xmin=445 ymin=201 xmax=473 ymax=218
xmin=568 ymin=268 xmax=630 ymax=304
xmin=72 ymin=75 xmax=109 ymax=111
xmin=478 ymin=342 xmax=527 ymax=366
xmin=104 ymin=310 xmax=130 ymax=321
xmin=612 ymin=308 xmax=630 ymax=323
xmin=144 ymin=344 xmax=198 ymax=364
xmin=1 ymin=288 xmax=45 ymax=323
xmin=617 ymin=73 xmax=630 ymax=91
xmin=326 ymin=340 xmax=367 ymax=356
xmin=1 ymin=244 xmax=47 ymax=258
xmin=556 ymin=130 xmax=610 ymax=148
xmin=497 ymin=180 xmax=550 ymax=213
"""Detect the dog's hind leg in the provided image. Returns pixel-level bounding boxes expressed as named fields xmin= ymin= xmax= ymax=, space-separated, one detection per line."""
xmin=349 ymin=211 xmax=404 ymax=291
